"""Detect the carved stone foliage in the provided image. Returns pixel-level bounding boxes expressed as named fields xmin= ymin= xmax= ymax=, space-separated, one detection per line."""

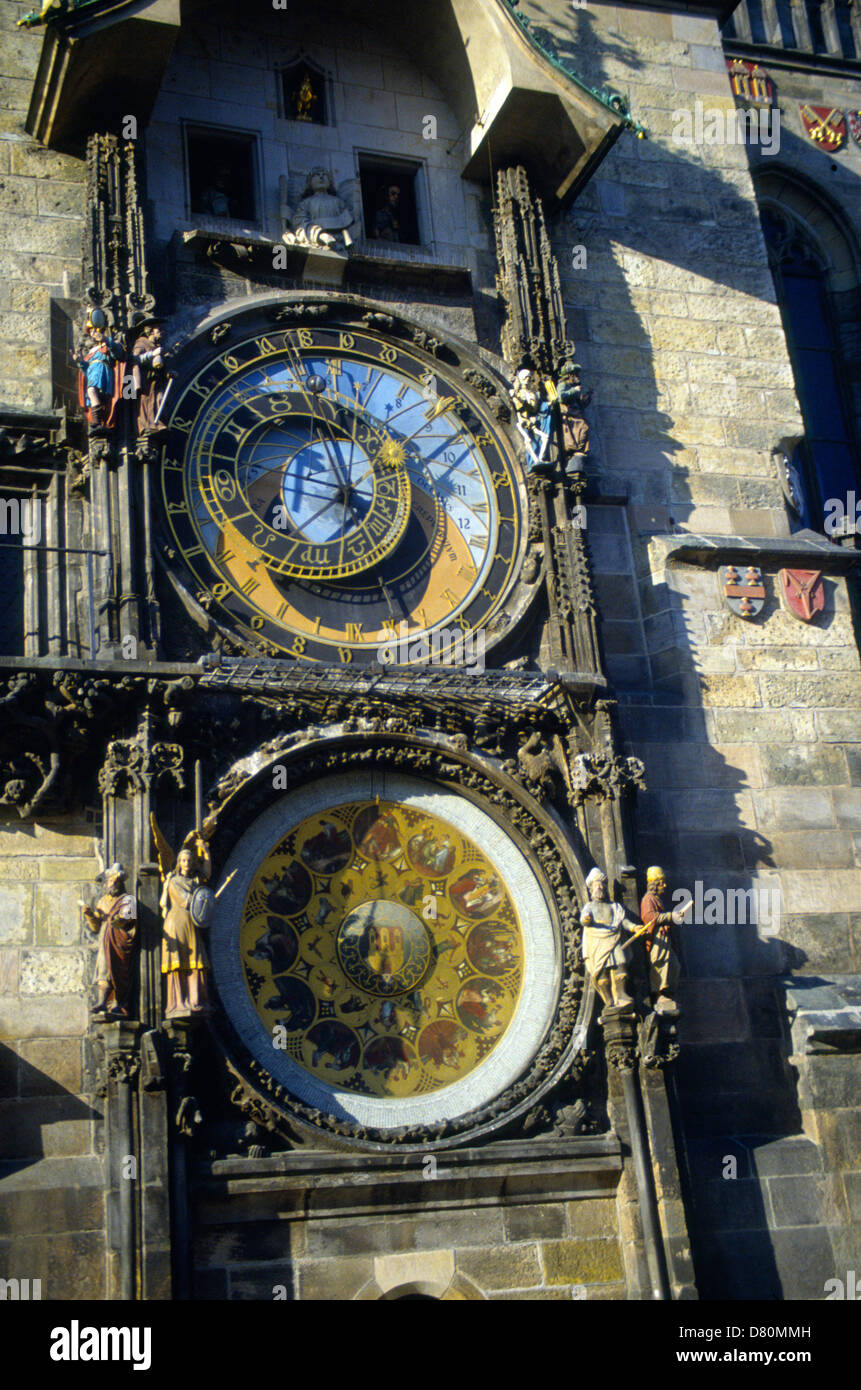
xmin=0 ymin=670 xmax=148 ymax=818
xmin=99 ymin=710 xmax=184 ymax=798
xmin=84 ymin=134 xmax=154 ymax=333
xmin=494 ymin=165 xmax=571 ymax=374
xmin=569 ymin=752 xmax=646 ymax=807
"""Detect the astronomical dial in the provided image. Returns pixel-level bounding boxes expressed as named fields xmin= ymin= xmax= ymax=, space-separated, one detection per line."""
xmin=161 ymin=323 xmax=525 ymax=664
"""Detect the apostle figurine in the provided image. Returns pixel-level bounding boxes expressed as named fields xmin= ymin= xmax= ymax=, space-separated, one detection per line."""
xmin=74 ymin=308 xmax=124 ymax=436
xmin=129 ymin=315 xmax=170 ymax=436
xmin=80 ymin=863 xmax=137 ymax=1018
xmin=510 ymin=364 xmax=554 ymax=473
xmin=640 ymin=866 xmax=686 ymax=1018
xmin=372 ymin=184 xmax=401 ymax=242
xmin=579 ymin=866 xmax=636 ymax=1015
xmin=556 ymin=360 xmax=592 ymax=472
xmin=292 ymin=73 xmax=318 ymax=122
xmin=154 ymin=825 xmax=215 ymax=1018
xmin=281 ymin=168 xmax=360 ymax=249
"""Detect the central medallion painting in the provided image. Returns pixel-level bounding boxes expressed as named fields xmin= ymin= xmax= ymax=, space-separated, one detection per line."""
xmin=212 ymin=772 xmax=559 ymax=1130
xmin=237 ymin=799 xmax=524 ymax=1099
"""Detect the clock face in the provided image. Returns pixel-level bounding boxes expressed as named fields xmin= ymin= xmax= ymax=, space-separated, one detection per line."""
xmin=162 ymin=323 xmax=525 ymax=663
xmin=211 ymin=773 xmax=560 ymax=1130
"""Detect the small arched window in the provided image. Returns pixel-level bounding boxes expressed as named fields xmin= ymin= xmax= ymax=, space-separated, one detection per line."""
xmin=760 ymin=206 xmax=861 ymax=530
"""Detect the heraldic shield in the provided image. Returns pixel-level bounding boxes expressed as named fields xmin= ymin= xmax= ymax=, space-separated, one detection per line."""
xmin=721 ymin=565 xmax=765 ymax=618
xmin=780 ymin=569 xmax=825 ymax=623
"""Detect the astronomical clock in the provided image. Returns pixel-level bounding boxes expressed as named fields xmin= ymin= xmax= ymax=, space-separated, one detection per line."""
xmin=160 ymin=302 xmax=530 ymax=666
xmin=154 ymin=296 xmax=598 ymax=1150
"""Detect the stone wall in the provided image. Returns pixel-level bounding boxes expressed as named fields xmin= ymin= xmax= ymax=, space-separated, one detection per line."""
xmin=530 ymin=0 xmax=861 ymax=1297
xmin=0 ymin=2 xmax=85 ymax=414
xmin=0 ymin=815 xmax=106 ymax=1299
xmin=192 ymin=1147 xmax=627 ymax=1300
xmin=144 ymin=2 xmax=486 ymax=271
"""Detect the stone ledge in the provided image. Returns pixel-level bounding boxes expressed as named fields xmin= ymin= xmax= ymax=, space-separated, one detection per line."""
xmin=656 ymin=529 xmax=858 ymax=574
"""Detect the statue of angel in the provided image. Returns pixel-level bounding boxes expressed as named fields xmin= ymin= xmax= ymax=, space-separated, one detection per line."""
xmin=280 ymin=168 xmax=361 ymax=250
xmin=151 ymin=817 xmax=215 ymax=1018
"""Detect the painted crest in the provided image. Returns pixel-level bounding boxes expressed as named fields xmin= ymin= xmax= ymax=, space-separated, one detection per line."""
xmin=780 ymin=569 xmax=825 ymax=623
xmin=847 ymin=109 xmax=861 ymax=146
xmin=722 ymin=565 xmax=765 ymax=618
xmin=800 ymin=105 xmax=846 ymax=152
xmin=727 ymin=58 xmax=773 ymax=107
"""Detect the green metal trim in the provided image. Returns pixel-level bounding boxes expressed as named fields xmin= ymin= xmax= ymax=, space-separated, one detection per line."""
xmin=499 ymin=0 xmax=649 ymax=138
xmin=17 ymin=0 xmax=100 ymax=29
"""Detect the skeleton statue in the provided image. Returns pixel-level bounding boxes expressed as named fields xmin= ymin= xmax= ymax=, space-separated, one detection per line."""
xmin=281 ymin=167 xmax=361 ymax=249
xmin=510 ymin=363 xmax=554 ymax=473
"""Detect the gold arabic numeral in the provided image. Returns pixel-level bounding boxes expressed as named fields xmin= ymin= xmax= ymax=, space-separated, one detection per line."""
xmin=250 ymin=615 xmax=266 ymax=631
xmin=297 ymin=328 xmax=314 ymax=349
xmin=337 ymin=647 xmax=353 ymax=664
xmin=379 ymin=344 xmax=398 ymax=365
xmin=491 ymin=471 xmax=508 ymax=490
xmin=222 ymin=353 xmax=241 ymax=371
xmin=211 ymin=582 xmax=230 ymax=601
xmin=291 ymin=635 xmax=306 ymax=655
xmin=214 ymin=469 xmax=237 ymax=503
xmin=339 ymin=332 xmax=355 ymax=351
xmin=163 ymin=458 xmax=184 ymax=472
xmin=254 ymin=337 xmax=277 ymax=356
xmin=166 ymin=501 xmax=188 ymax=515
xmin=345 ymin=622 xmax=364 ymax=642
xmin=473 ymin=433 xmax=492 ymax=446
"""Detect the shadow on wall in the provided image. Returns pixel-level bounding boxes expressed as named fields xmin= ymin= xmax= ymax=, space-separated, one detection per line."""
xmin=522 ymin=0 xmax=861 ymax=1299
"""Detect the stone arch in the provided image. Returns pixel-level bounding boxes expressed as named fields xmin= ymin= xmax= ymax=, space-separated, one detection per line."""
xmin=753 ymin=166 xmax=861 ymax=518
xmin=753 ymin=166 xmax=861 ymax=290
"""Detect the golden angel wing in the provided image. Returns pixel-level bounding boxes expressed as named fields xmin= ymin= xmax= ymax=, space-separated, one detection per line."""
xmin=150 ymin=813 xmax=176 ymax=881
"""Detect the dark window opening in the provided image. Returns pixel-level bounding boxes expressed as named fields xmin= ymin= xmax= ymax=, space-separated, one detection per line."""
xmin=746 ymin=0 xmax=769 ymax=44
xmin=804 ymin=0 xmax=828 ymax=51
xmin=836 ymin=0 xmax=857 ymax=57
xmin=359 ymin=159 xmax=421 ymax=246
xmin=0 ymin=534 xmax=24 ymax=655
xmin=281 ymin=61 xmax=327 ymax=124
xmin=775 ymin=0 xmax=797 ymax=46
xmin=761 ymin=208 xmax=861 ymax=529
xmin=187 ymin=128 xmax=257 ymax=222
